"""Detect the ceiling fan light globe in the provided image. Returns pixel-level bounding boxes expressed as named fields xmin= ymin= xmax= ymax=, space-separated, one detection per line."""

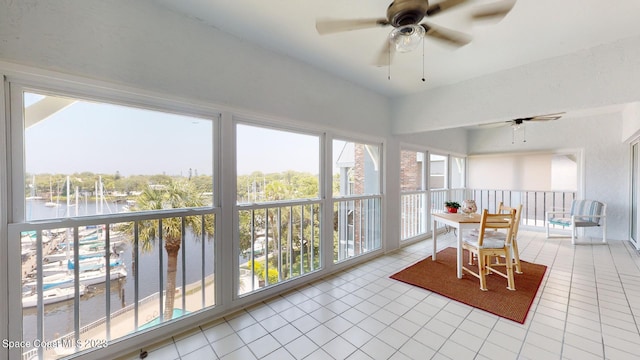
xmin=390 ymin=24 xmax=424 ymax=52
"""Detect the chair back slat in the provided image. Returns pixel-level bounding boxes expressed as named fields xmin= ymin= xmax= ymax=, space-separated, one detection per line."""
xmin=498 ymin=202 xmax=523 ymax=239
xmin=478 ymin=209 xmax=516 ymax=246
xmin=570 ymin=200 xmax=605 ymax=224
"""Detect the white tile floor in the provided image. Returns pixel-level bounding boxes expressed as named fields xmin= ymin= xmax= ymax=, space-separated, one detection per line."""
xmin=119 ymin=231 xmax=640 ymax=360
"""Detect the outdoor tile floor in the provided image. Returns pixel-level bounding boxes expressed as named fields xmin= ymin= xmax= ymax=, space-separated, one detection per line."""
xmin=118 ymin=230 xmax=640 ymax=359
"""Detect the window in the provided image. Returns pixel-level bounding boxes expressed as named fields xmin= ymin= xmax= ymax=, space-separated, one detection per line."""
xmin=450 ymin=155 xmax=465 ymax=189
xmin=429 ymin=153 xmax=447 ymax=190
xmin=22 ymin=92 xmax=213 ymax=220
xmin=11 ymin=88 xmax=218 ymax=359
xmin=236 ymin=123 xmax=321 ymax=294
xmin=400 ymin=149 xmax=427 ymax=240
xmin=332 ymin=139 xmax=381 ymax=261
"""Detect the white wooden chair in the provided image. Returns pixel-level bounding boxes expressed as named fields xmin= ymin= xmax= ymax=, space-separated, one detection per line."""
xmin=469 ymin=202 xmax=523 ymax=274
xmin=462 ymin=209 xmax=517 ymax=291
xmin=546 ymin=200 xmax=607 ymax=245
xmin=496 ymin=202 xmax=523 ymax=274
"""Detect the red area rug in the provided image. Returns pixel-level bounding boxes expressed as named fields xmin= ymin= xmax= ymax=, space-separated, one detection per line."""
xmin=390 ymin=247 xmax=547 ymax=324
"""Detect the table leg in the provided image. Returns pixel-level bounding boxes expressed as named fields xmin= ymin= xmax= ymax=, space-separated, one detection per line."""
xmin=432 ymin=219 xmax=438 ymax=260
xmin=457 ymin=226 xmax=463 ymax=279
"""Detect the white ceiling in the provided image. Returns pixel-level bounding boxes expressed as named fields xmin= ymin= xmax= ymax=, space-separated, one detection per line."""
xmin=152 ymin=0 xmax=640 ymax=98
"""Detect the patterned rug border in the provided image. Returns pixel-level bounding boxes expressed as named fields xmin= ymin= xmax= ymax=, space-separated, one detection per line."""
xmin=390 ymin=247 xmax=547 ymax=324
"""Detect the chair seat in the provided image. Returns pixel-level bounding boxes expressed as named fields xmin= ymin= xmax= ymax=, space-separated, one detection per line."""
xmin=548 ymin=217 xmax=600 ymax=227
xmin=463 ymin=234 xmax=506 ymax=249
xmin=546 ymin=200 xmax=607 ymax=245
xmin=470 ymin=228 xmax=502 ymax=237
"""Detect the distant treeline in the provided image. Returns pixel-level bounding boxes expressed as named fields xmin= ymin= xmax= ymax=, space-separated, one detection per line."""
xmin=25 ymin=172 xmax=212 ymax=197
xmin=26 ymin=170 xmax=326 ymax=201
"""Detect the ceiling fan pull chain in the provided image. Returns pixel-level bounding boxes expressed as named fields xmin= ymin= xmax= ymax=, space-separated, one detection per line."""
xmin=388 ymin=44 xmax=391 ymax=80
xmin=422 ymin=38 xmax=426 ymax=82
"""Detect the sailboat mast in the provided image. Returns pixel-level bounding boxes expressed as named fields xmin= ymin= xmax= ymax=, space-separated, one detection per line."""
xmin=66 ymin=176 xmax=70 ymax=217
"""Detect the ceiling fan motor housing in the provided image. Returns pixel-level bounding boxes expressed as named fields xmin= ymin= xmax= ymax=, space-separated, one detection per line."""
xmin=387 ymin=0 xmax=429 ymax=27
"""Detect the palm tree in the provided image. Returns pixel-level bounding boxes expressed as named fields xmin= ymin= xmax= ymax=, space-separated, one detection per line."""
xmin=126 ymin=180 xmax=214 ymax=321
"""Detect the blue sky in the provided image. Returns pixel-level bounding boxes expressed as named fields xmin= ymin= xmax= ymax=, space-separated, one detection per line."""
xmin=25 ymin=93 xmax=323 ymax=177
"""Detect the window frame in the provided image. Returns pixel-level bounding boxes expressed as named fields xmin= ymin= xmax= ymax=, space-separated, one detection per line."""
xmin=399 ymin=144 xmax=467 ymax=243
xmin=4 ymin=78 xmax=223 ymax=359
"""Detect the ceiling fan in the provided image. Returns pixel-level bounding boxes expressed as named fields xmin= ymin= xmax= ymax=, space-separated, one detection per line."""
xmin=508 ymin=113 xmax=565 ymax=126
xmin=316 ymin=0 xmax=516 ymax=66
xmin=484 ymin=112 xmax=565 ymax=143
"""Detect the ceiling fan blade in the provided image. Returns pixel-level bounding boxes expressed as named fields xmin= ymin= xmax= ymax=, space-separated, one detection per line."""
xmin=421 ymin=23 xmax=471 ymax=47
xmin=472 ymin=0 xmax=516 ymax=20
xmin=316 ymin=18 xmax=389 ymax=35
xmin=477 ymin=121 xmax=508 ymax=129
xmin=373 ymin=39 xmax=394 ymax=67
xmin=530 ymin=112 xmax=565 ymax=121
xmin=426 ymin=0 xmax=470 ymax=17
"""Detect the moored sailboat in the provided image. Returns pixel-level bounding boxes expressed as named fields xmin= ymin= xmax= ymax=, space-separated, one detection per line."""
xmin=22 ymin=285 xmax=86 ymax=308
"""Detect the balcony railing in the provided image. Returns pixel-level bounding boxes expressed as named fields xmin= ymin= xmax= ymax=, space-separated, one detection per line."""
xmin=401 ymin=188 xmax=465 ymax=240
xmin=468 ymin=189 xmax=576 ymax=226
xmin=10 ymin=208 xmax=216 ymax=360
xmin=400 ymin=188 xmax=577 ymax=241
xmin=237 ymin=200 xmax=322 ymax=295
xmin=333 ymin=196 xmax=382 ymax=262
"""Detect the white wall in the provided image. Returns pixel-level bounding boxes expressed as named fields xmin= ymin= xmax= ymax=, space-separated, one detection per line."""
xmin=622 ymin=102 xmax=640 ymax=142
xmin=396 ymin=127 xmax=468 ymax=155
xmin=392 ymin=36 xmax=640 ymax=134
xmin=468 ymin=113 xmax=628 ymax=240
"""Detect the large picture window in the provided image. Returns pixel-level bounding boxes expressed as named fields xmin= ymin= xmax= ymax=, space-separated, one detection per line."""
xmin=11 ymin=88 xmax=217 ymax=360
xmin=22 ymin=92 xmax=214 ymax=220
xmin=236 ymin=123 xmax=321 ymax=295
xmin=400 ymin=149 xmax=466 ymax=241
xmin=332 ymin=139 xmax=382 ymax=261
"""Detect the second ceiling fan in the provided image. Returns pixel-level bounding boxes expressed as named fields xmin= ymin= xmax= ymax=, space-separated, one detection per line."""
xmin=316 ymin=0 xmax=516 ymax=66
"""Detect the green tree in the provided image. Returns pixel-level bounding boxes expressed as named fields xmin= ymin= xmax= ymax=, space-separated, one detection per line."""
xmin=123 ymin=180 xmax=214 ymax=320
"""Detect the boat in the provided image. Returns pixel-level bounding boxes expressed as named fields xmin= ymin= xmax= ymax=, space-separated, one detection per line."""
xmin=25 ymin=175 xmax=44 ymax=201
xmin=22 ymin=285 xmax=86 ymax=308
xmin=24 ymin=265 xmax=128 ymax=290
xmin=44 ymin=248 xmax=105 ymax=263
xmin=44 ymin=177 xmax=60 ymax=207
xmin=41 ymin=256 xmax=123 ymax=276
xmin=56 ymin=236 xmax=103 ymax=250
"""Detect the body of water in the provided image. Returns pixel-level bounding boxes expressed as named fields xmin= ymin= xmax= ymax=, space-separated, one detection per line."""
xmin=22 ymin=200 xmax=215 ymax=347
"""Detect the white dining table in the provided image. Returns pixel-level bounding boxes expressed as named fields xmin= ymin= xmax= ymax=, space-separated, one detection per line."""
xmin=431 ymin=211 xmax=483 ymax=279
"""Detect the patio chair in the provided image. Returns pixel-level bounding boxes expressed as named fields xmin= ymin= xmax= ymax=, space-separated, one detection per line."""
xmin=545 ymin=200 xmax=607 ymax=245
xmin=462 ymin=209 xmax=517 ymax=291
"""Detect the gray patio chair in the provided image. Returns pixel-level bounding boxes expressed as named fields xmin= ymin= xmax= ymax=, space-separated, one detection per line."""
xmin=545 ymin=200 xmax=606 ymax=245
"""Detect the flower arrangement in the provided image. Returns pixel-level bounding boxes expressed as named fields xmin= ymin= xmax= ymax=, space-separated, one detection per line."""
xmin=445 ymin=201 xmax=461 ymax=213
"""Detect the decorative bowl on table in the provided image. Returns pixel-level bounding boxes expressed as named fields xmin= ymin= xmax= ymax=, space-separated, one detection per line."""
xmin=461 ymin=200 xmax=477 ymax=217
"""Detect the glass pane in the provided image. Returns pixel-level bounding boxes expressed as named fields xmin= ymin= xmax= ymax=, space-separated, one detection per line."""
xmin=23 ymin=92 xmax=214 ymax=220
xmin=429 ymin=154 xmax=447 ymax=190
xmin=238 ymin=203 xmax=320 ymax=295
xmin=400 ymin=150 xmax=425 ymax=191
xmin=400 ymin=193 xmax=428 ymax=240
xmin=20 ymin=214 xmax=216 ymax=359
xmin=333 ymin=197 xmax=381 ymax=262
xmin=333 ymin=140 xmax=381 ymax=196
xmin=450 ymin=156 xmax=465 ymax=189
xmin=236 ymin=124 xmax=320 ymax=203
